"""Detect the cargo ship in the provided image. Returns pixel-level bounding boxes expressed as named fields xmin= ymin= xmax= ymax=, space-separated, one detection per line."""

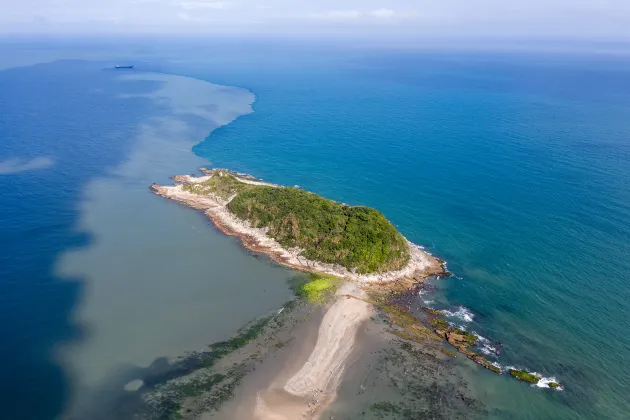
xmin=114 ymin=65 xmax=134 ymax=69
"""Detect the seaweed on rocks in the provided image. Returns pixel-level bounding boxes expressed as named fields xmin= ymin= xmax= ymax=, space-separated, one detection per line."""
xmin=367 ymin=282 xmax=504 ymax=376
xmin=509 ymin=369 xmax=541 ymax=384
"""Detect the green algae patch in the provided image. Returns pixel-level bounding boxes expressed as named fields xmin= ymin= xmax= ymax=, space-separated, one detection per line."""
xmin=295 ymin=274 xmax=341 ymax=303
xmin=509 ymin=369 xmax=541 ymax=384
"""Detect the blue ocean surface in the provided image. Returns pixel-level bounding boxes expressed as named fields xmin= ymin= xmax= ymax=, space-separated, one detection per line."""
xmin=182 ymin=48 xmax=630 ymax=419
xmin=0 ymin=60 xmax=162 ymax=419
xmin=1 ymin=39 xmax=629 ymax=419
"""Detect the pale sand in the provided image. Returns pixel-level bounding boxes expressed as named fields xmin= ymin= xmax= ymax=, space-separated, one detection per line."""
xmin=252 ymin=283 xmax=372 ymax=420
xmin=151 ymin=171 xmax=442 ymax=284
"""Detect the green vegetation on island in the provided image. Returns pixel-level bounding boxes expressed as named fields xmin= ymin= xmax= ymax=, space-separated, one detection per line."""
xmin=182 ymin=171 xmax=249 ymax=200
xmin=187 ymin=170 xmax=410 ymax=274
xmin=294 ymin=274 xmax=341 ymax=303
xmin=228 ymin=186 xmax=409 ymax=273
xmin=509 ymin=369 xmax=541 ymax=384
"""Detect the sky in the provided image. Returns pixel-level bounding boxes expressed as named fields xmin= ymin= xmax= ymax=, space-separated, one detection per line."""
xmin=0 ymin=0 xmax=628 ymax=40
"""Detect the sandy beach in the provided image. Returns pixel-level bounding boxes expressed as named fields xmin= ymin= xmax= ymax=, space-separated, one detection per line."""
xmin=211 ymin=282 xmax=372 ymax=420
xmin=256 ymin=283 xmax=371 ymax=419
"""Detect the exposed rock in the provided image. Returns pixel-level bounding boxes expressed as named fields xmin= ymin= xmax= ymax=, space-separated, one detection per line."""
xmin=172 ymin=175 xmax=190 ymax=183
xmin=445 ymin=328 xmax=477 ymax=348
xmin=509 ymin=369 xmax=541 ymax=384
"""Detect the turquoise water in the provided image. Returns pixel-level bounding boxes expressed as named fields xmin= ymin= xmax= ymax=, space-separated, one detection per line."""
xmin=1 ymin=40 xmax=630 ymax=419
xmin=183 ymin=50 xmax=630 ymax=419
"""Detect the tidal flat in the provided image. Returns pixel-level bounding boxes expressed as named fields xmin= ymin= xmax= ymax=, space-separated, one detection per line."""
xmin=126 ymin=275 xmax=485 ymax=420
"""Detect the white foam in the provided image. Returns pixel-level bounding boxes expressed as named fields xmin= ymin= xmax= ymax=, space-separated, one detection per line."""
xmin=474 ymin=334 xmax=498 ymax=357
xmin=490 ymin=362 xmax=504 ymax=373
xmin=442 ymin=306 xmax=475 ymax=323
xmin=506 ymin=366 xmax=563 ymax=390
xmin=535 ymin=375 xmax=564 ymax=391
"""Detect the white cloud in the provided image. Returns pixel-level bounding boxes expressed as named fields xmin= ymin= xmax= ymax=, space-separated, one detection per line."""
xmin=176 ymin=12 xmax=212 ymax=21
xmin=0 ymin=0 xmax=628 ymax=40
xmin=369 ymin=8 xmax=395 ymax=19
xmin=0 ymin=157 xmax=54 ymax=175
xmin=310 ymin=8 xmax=417 ymax=22
xmin=179 ymin=1 xmax=230 ymax=10
xmin=311 ymin=10 xmax=362 ymax=21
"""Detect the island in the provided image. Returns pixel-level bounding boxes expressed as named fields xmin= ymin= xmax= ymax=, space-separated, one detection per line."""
xmin=151 ymin=168 xmax=442 ymax=282
xmin=147 ymin=168 xmax=557 ymax=419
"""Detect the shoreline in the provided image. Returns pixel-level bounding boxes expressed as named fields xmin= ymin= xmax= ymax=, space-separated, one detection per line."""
xmin=151 ymin=169 xmax=446 ymax=285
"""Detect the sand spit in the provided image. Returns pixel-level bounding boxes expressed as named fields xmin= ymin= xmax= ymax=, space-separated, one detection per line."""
xmin=151 ymin=170 xmax=443 ymax=284
xmin=253 ymin=283 xmax=372 ymax=420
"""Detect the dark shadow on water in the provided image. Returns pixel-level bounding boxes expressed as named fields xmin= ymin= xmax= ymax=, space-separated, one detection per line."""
xmin=0 ymin=59 xmax=167 ymax=419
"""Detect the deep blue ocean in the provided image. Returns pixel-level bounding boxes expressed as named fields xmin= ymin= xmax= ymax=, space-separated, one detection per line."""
xmin=1 ymin=39 xmax=629 ymax=419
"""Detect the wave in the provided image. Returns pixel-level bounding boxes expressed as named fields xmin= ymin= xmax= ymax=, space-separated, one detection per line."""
xmin=536 ymin=375 xmax=564 ymax=391
xmin=442 ymin=305 xmax=475 ymax=323
xmin=505 ymin=366 xmax=563 ymax=390
xmin=475 ymin=334 xmax=501 ymax=357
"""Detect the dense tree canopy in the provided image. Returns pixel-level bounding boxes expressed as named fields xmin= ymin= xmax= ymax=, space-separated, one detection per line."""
xmin=227 ymin=183 xmax=409 ymax=273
